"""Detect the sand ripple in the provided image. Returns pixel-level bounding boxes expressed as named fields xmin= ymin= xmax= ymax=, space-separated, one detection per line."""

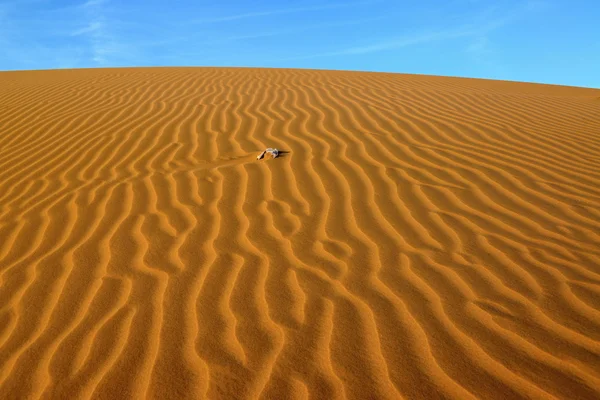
xmin=1 ymin=68 xmax=599 ymax=399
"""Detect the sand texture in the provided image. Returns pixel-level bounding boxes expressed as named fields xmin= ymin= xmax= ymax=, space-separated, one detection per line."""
xmin=1 ymin=67 xmax=600 ymax=399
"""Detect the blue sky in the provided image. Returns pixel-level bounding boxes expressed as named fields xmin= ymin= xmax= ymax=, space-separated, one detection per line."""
xmin=0 ymin=0 xmax=598 ymax=88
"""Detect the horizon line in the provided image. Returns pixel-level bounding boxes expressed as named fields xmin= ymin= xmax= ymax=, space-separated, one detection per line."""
xmin=0 ymin=65 xmax=598 ymax=90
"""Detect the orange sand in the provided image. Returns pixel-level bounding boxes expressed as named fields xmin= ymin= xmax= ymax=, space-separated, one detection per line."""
xmin=0 ymin=67 xmax=599 ymax=399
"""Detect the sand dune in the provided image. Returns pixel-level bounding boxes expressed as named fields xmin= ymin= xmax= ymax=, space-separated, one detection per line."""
xmin=0 ymin=67 xmax=599 ymax=399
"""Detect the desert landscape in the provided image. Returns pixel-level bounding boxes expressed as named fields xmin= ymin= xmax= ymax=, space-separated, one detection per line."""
xmin=0 ymin=67 xmax=599 ymax=399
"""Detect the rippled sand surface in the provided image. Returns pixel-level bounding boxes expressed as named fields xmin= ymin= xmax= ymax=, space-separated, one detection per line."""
xmin=1 ymin=68 xmax=599 ymax=399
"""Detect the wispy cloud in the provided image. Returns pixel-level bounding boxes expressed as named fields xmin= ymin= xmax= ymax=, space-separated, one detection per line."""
xmin=273 ymin=1 xmax=544 ymax=62
xmin=196 ymin=14 xmax=390 ymax=46
xmin=71 ymin=21 xmax=103 ymax=36
xmin=193 ymin=1 xmax=377 ymax=24
xmin=271 ymin=28 xmax=472 ymax=62
xmin=75 ymin=0 xmax=119 ymax=65
xmin=81 ymin=0 xmax=108 ymax=8
xmin=0 ymin=0 xmax=558 ymax=80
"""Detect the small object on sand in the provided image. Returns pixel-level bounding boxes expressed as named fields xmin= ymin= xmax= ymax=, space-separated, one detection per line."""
xmin=257 ymin=148 xmax=279 ymax=160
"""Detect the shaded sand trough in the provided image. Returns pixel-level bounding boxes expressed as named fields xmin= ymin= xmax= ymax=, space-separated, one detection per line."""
xmin=1 ymin=67 xmax=600 ymax=399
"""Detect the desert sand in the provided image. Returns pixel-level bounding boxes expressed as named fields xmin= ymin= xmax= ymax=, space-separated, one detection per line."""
xmin=0 ymin=67 xmax=599 ymax=399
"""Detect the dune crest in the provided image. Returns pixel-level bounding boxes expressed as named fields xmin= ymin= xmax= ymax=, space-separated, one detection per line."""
xmin=0 ymin=68 xmax=599 ymax=399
